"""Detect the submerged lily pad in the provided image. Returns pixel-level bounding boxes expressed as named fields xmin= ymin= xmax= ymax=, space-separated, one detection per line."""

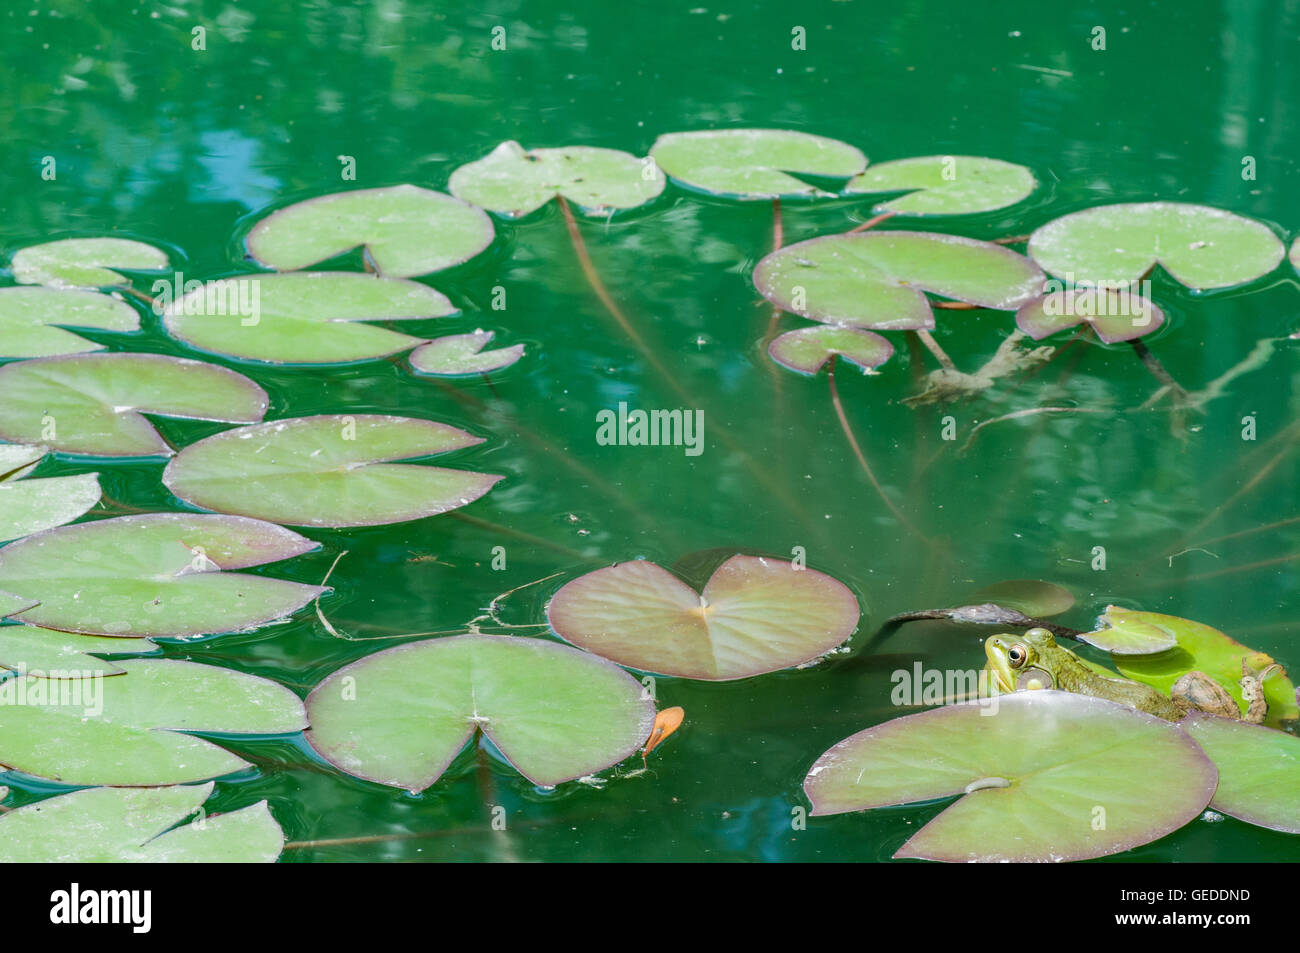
xmin=306 ymin=634 xmax=655 ymax=791
xmin=409 ymin=330 xmax=524 ymax=376
xmin=969 ymin=579 xmax=1074 ymax=618
xmin=547 ymin=555 xmax=860 ymax=680
xmin=0 ymin=353 xmax=267 ymax=457
xmin=10 ymin=238 xmax=169 ymax=290
xmin=754 ymin=232 xmax=1045 ymax=331
xmin=0 ymin=513 xmax=323 ymax=637
xmin=1016 ymin=289 xmax=1165 ymax=343
xmin=163 ymin=414 xmax=503 ymax=528
xmin=1080 ymin=605 xmax=1179 ymax=654
xmin=0 ymin=625 xmax=156 ymax=676
xmin=163 ymin=272 xmax=457 ymax=365
xmin=245 ymin=184 xmax=494 ymax=278
xmin=0 ymin=658 xmax=306 ymax=786
xmin=1104 ymin=609 xmax=1299 ymax=725
xmin=1181 ymin=714 xmax=1300 ymax=833
xmin=0 ymin=287 xmax=140 ymax=358
xmin=1028 ymin=203 xmax=1284 ymax=290
xmin=844 ymin=155 xmax=1035 ymax=215
xmin=649 ymin=129 xmax=866 ymax=200
xmin=768 ymin=325 xmax=893 ymax=375
xmin=804 ymin=691 xmax=1216 ymax=862
xmin=0 ymin=471 xmax=100 ymax=542
xmin=0 ymin=783 xmax=283 ymax=863
xmin=449 ymin=140 xmax=664 ymax=217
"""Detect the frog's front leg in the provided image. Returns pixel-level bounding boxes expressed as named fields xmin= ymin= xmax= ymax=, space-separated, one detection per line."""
xmin=1239 ymin=660 xmax=1283 ymax=725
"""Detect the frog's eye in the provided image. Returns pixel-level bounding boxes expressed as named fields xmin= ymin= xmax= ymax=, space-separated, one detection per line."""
xmin=1007 ymin=644 xmax=1029 ymax=668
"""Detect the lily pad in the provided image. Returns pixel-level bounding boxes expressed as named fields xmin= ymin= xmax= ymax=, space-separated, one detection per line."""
xmin=449 ymin=140 xmax=664 ymax=217
xmin=804 ymin=691 xmax=1217 ymax=862
xmin=0 ymin=471 xmax=100 ymax=542
xmin=0 ymin=513 xmax=324 ymax=637
xmin=1080 ymin=605 xmax=1179 ymax=654
xmin=768 ymin=325 xmax=893 ymax=375
xmin=649 ymin=129 xmax=866 ymax=200
xmin=409 ymin=330 xmax=525 ymax=376
xmin=546 ymin=555 xmax=860 ymax=680
xmin=164 ymin=414 xmax=502 ymax=528
xmin=163 ymin=272 xmax=457 ymax=365
xmin=753 ymin=232 xmax=1045 ymax=331
xmin=10 ymin=238 xmax=169 ymax=290
xmin=969 ymin=579 xmax=1074 ymax=618
xmin=245 ymin=184 xmax=494 ymax=278
xmin=305 ymin=634 xmax=656 ymax=791
xmin=844 ymin=155 xmax=1035 ymax=215
xmin=0 ymin=444 xmax=45 ymax=481
xmin=0 ymin=624 xmax=157 ymax=676
xmin=0 ymin=658 xmax=306 ymax=786
xmin=0 ymin=353 xmax=267 ymax=457
xmin=1028 ymin=203 xmax=1285 ymax=290
xmin=1016 ymin=288 xmax=1165 ymax=343
xmin=1181 ymin=714 xmax=1300 ymax=833
xmin=0 ymin=783 xmax=283 ymax=863
xmin=1105 ymin=609 xmax=1299 ymax=725
xmin=0 ymin=287 xmax=140 ymax=358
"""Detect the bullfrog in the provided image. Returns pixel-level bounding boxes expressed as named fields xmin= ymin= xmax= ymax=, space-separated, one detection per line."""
xmin=984 ymin=627 xmax=1280 ymax=723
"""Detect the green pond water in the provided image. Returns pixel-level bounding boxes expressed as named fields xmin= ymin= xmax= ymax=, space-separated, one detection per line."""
xmin=4 ymin=0 xmax=1300 ymax=861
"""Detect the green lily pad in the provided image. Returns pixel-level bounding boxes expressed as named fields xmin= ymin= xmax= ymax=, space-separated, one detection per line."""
xmin=0 ymin=444 xmax=45 ymax=481
xmin=1181 ymin=714 xmax=1300 ymax=833
xmin=10 ymin=238 xmax=169 ymax=290
xmin=163 ymin=272 xmax=457 ymax=365
xmin=753 ymin=231 xmax=1045 ymax=331
xmin=305 ymin=634 xmax=655 ymax=791
xmin=449 ymin=140 xmax=664 ymax=217
xmin=1028 ymin=202 xmax=1285 ymax=290
xmin=0 ymin=287 xmax=140 ymax=358
xmin=844 ymin=155 xmax=1035 ymax=215
xmin=1016 ymin=289 xmax=1165 ymax=343
xmin=1105 ymin=609 xmax=1299 ymax=725
xmin=546 ymin=555 xmax=860 ymax=680
xmin=409 ymin=330 xmax=524 ymax=376
xmin=0 ymin=471 xmax=100 ymax=542
xmin=0 ymin=783 xmax=283 ymax=862
xmin=245 ymin=184 xmax=494 ymax=278
xmin=768 ymin=325 xmax=893 ymax=375
xmin=804 ymin=691 xmax=1217 ymax=862
xmin=1080 ymin=605 xmax=1179 ymax=654
xmin=163 ymin=414 xmax=503 ymax=528
xmin=970 ymin=579 xmax=1075 ymax=618
xmin=0 ymin=624 xmax=157 ymax=676
xmin=0 ymin=658 xmax=306 ymax=786
xmin=649 ymin=129 xmax=866 ymax=200
xmin=0 ymin=513 xmax=324 ymax=637
xmin=0 ymin=353 xmax=267 ymax=457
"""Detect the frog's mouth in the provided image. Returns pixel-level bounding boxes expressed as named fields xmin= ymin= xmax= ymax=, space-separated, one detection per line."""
xmin=983 ymin=639 xmax=1017 ymax=694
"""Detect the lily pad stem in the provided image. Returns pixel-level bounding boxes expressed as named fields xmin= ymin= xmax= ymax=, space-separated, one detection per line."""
xmin=1130 ymin=338 xmax=1187 ymax=400
xmin=847 ymin=210 xmax=898 ymax=234
xmin=914 ymin=329 xmax=957 ymax=371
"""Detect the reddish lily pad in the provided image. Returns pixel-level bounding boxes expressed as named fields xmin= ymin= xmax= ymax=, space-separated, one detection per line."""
xmin=163 ymin=414 xmax=503 ymax=528
xmin=804 ymin=691 xmax=1217 ymax=862
xmin=1016 ymin=289 xmax=1164 ymax=343
xmin=0 ymin=287 xmax=140 ymax=358
xmin=1181 ymin=714 xmax=1300 ymax=833
xmin=0 ymin=353 xmax=267 ymax=457
xmin=768 ymin=325 xmax=893 ymax=375
xmin=245 ymin=185 xmax=494 ymax=278
xmin=649 ymin=129 xmax=866 ymax=200
xmin=754 ymin=231 xmax=1045 ymax=331
xmin=305 ymin=635 xmax=656 ymax=791
xmin=409 ymin=330 xmax=525 ymax=376
xmin=546 ymin=555 xmax=860 ymax=680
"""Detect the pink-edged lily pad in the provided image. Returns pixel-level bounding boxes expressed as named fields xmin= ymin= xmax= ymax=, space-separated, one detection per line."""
xmin=245 ymin=185 xmax=494 ymax=278
xmin=804 ymin=691 xmax=1217 ymax=862
xmin=0 ymin=513 xmax=323 ymax=637
xmin=546 ymin=555 xmax=860 ymax=680
xmin=0 ymin=658 xmax=307 ymax=786
xmin=768 ymin=325 xmax=893 ymax=375
xmin=409 ymin=330 xmax=525 ymax=376
xmin=844 ymin=155 xmax=1036 ymax=215
xmin=753 ymin=231 xmax=1045 ymax=331
xmin=0 ymin=353 xmax=267 ymax=457
xmin=649 ymin=129 xmax=866 ymax=200
xmin=0 ymin=287 xmax=140 ymax=358
xmin=305 ymin=635 xmax=656 ymax=792
xmin=1016 ymin=288 xmax=1165 ymax=343
xmin=1028 ymin=202 xmax=1285 ymax=290
xmin=1181 ymin=713 xmax=1300 ymax=833
xmin=163 ymin=414 xmax=503 ymax=528
xmin=449 ymin=140 xmax=664 ymax=217
xmin=0 ymin=625 xmax=157 ymax=676
xmin=162 ymin=272 xmax=458 ymax=365
xmin=10 ymin=238 xmax=169 ymax=290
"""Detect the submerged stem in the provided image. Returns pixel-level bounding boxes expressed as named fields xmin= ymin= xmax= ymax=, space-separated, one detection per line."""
xmin=847 ymin=210 xmax=898 ymax=234
xmin=914 ymin=329 xmax=957 ymax=371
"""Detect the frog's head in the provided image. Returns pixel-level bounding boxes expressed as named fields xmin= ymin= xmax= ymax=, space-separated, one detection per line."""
xmin=984 ymin=627 xmax=1063 ymax=694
